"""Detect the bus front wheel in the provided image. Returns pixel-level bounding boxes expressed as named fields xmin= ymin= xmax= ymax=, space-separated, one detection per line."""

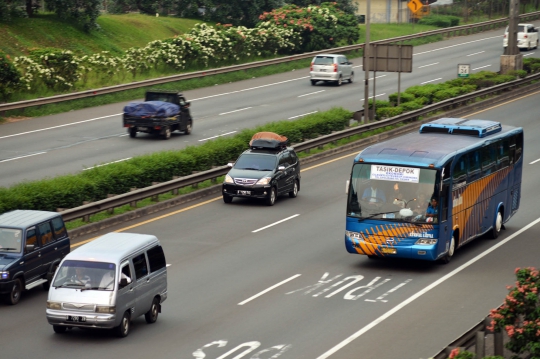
xmin=489 ymin=210 xmax=503 ymax=239
xmin=440 ymin=235 xmax=456 ymax=264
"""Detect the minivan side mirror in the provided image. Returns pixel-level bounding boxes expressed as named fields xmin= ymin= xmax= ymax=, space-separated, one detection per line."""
xmin=278 ymin=165 xmax=286 ymax=171
xmin=227 ymin=162 xmax=234 ymax=168
xmin=348 ymin=61 xmax=353 ymax=65
xmin=25 ymin=244 xmax=35 ymax=253
xmin=119 ymin=278 xmax=129 ymax=287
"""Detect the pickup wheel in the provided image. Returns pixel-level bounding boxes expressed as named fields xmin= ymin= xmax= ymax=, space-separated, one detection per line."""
xmin=162 ymin=127 xmax=171 ymax=140
xmin=185 ymin=120 xmax=193 ymax=135
xmin=129 ymin=127 xmax=137 ymax=138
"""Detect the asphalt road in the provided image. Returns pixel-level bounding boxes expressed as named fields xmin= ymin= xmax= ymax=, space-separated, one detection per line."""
xmin=0 ymin=87 xmax=539 ymax=359
xmin=0 ymin=21 xmax=539 ymax=187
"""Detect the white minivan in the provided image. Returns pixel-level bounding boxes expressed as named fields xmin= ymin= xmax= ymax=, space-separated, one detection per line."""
xmin=503 ymin=23 xmax=539 ymax=50
xmin=46 ymin=232 xmax=167 ymax=337
xmin=310 ymin=54 xmax=354 ymax=86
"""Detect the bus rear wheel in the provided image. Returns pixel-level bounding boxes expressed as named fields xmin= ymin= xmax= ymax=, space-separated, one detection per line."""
xmin=440 ymin=235 xmax=456 ymax=264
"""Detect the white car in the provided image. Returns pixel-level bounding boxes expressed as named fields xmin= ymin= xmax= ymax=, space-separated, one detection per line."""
xmin=503 ymin=23 xmax=539 ymax=50
xmin=309 ymin=54 xmax=354 ymax=86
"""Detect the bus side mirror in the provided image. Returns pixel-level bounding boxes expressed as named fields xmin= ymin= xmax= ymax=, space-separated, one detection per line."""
xmin=345 ymin=180 xmax=349 ymax=194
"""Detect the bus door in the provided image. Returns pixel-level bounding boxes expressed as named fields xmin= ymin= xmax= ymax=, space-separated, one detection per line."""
xmin=508 ymin=133 xmax=523 ymax=216
xmin=438 ymin=161 xmax=452 ymax=254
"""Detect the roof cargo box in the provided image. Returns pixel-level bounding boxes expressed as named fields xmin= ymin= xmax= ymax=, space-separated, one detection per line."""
xmin=249 ymin=132 xmax=289 ymax=150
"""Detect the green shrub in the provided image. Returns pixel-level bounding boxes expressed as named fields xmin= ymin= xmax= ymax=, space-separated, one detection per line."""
xmin=418 ymin=15 xmax=459 ymax=28
xmin=524 ymin=58 xmax=540 ymax=73
xmin=365 ymin=99 xmax=392 ymax=109
xmin=0 ymin=51 xmax=21 ymax=100
xmin=388 ymin=92 xmax=415 ymax=106
xmin=400 ymin=100 xmax=424 ymax=111
xmin=376 ymin=106 xmax=403 ymax=119
xmin=404 ymin=84 xmax=441 ymax=103
xmin=29 ymin=48 xmax=80 ymax=90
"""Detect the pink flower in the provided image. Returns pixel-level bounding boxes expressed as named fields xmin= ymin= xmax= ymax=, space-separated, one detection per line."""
xmin=449 ymin=348 xmax=460 ymax=358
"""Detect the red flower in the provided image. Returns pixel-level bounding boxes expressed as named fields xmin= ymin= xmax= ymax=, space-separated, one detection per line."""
xmin=449 ymin=348 xmax=460 ymax=358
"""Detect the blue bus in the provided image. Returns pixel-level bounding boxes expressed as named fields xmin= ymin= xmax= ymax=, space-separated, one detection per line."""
xmin=345 ymin=118 xmax=523 ymax=263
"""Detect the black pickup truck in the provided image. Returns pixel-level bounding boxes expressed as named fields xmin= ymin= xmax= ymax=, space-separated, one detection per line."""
xmin=123 ymin=90 xmax=193 ymax=139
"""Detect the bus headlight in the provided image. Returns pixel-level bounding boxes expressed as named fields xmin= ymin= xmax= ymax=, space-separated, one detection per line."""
xmin=346 ymin=231 xmax=362 ymax=240
xmin=95 ymin=306 xmax=116 ymax=313
xmin=224 ymin=175 xmax=234 ymax=184
xmin=415 ymin=238 xmax=437 ymax=245
xmin=47 ymin=301 xmax=62 ymax=310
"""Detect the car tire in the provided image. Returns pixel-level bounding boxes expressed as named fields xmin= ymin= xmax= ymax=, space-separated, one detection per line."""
xmin=489 ymin=210 xmax=503 ymax=239
xmin=289 ymin=180 xmax=299 ymax=198
xmin=266 ymin=187 xmax=276 ymax=206
xmin=115 ymin=311 xmax=131 ymax=338
xmin=4 ymin=278 xmax=22 ymax=305
xmin=336 ymin=76 xmax=343 ymax=86
xmin=440 ymin=235 xmax=456 ymax=264
xmin=43 ymin=264 xmax=58 ymax=290
xmin=223 ymin=194 xmax=233 ymax=203
xmin=145 ymin=297 xmax=160 ymax=324
xmin=129 ymin=127 xmax=137 ymax=138
xmin=53 ymin=325 xmax=67 ymax=334
xmin=311 ymin=80 xmax=317 ymax=86
xmin=349 ymin=72 xmax=354 ymax=83
xmin=536 ymin=40 xmax=539 ymax=49
xmin=162 ymin=127 xmax=171 ymax=140
xmin=185 ymin=120 xmax=193 ymax=135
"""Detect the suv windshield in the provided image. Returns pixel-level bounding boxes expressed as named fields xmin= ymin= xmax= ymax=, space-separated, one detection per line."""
xmin=53 ymin=260 xmax=116 ymax=291
xmin=0 ymin=228 xmax=22 ymax=252
xmin=234 ymin=153 xmax=277 ymax=171
xmin=347 ymin=163 xmax=438 ymax=223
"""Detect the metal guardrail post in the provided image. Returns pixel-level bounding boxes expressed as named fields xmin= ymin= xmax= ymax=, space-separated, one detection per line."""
xmin=494 ymin=331 xmax=504 ymax=356
xmin=475 ymin=331 xmax=485 ymax=358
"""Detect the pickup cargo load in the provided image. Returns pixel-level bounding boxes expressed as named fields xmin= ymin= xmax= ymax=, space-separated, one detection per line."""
xmin=123 ymin=90 xmax=193 ymax=139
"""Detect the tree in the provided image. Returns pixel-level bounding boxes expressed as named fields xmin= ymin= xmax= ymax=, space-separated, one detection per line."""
xmin=287 ymin=0 xmax=357 ymax=15
xmin=0 ymin=52 xmax=21 ymax=101
xmin=207 ymin=0 xmax=285 ymax=28
xmin=45 ymin=0 xmax=101 ymax=32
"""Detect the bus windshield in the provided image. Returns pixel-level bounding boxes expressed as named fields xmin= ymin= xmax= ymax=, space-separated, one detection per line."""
xmin=347 ymin=163 xmax=438 ymax=223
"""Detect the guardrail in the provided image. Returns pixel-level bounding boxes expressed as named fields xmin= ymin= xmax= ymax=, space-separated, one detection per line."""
xmin=59 ymin=72 xmax=540 ymax=223
xmin=2 ymin=12 xmax=540 ymax=113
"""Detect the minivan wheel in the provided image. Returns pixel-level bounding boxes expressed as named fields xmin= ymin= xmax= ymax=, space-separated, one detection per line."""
xmin=115 ymin=311 xmax=131 ymax=338
xmin=336 ymin=76 xmax=343 ymax=86
xmin=349 ymin=72 xmax=354 ymax=83
xmin=53 ymin=325 xmax=67 ymax=334
xmin=266 ymin=187 xmax=276 ymax=206
xmin=223 ymin=194 xmax=233 ymax=204
xmin=145 ymin=298 xmax=160 ymax=324
xmin=311 ymin=80 xmax=317 ymax=86
xmin=5 ymin=278 xmax=22 ymax=305
xmin=289 ymin=180 xmax=299 ymax=198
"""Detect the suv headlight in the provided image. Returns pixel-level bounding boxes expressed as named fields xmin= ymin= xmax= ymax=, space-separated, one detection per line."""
xmin=256 ymin=177 xmax=271 ymax=185
xmin=224 ymin=175 xmax=234 ymax=184
xmin=95 ymin=306 xmax=116 ymax=313
xmin=0 ymin=271 xmax=9 ymax=280
xmin=415 ymin=238 xmax=437 ymax=245
xmin=47 ymin=301 xmax=62 ymax=310
xmin=346 ymin=231 xmax=362 ymax=240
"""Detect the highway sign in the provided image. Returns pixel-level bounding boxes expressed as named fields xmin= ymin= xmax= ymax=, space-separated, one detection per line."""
xmin=408 ymin=0 xmax=423 ymax=13
xmin=458 ymin=64 xmax=470 ymax=78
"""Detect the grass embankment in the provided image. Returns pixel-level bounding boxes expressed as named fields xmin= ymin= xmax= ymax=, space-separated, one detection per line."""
xmin=0 ymin=14 xmax=444 ymax=120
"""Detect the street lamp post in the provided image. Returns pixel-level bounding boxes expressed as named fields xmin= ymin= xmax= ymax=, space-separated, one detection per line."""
xmin=363 ymin=0 xmax=371 ymax=123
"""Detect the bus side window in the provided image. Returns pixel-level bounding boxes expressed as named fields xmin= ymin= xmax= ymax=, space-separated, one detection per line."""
xmin=514 ymin=132 xmax=523 ymax=163
xmin=467 ymin=150 xmax=481 ymax=182
xmin=498 ymin=140 xmax=510 ymax=168
xmin=452 ymin=156 xmax=467 ymax=184
xmin=481 ymin=144 xmax=497 ymax=176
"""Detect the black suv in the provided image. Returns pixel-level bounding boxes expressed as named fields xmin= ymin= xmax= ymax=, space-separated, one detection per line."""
xmin=222 ymin=134 xmax=301 ymax=206
xmin=0 ymin=210 xmax=70 ymax=305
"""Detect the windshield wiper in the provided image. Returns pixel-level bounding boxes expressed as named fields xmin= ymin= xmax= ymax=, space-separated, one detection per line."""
xmin=239 ymin=167 xmax=260 ymax=170
xmin=0 ymin=248 xmax=18 ymax=251
xmin=360 ymin=210 xmax=400 ymax=221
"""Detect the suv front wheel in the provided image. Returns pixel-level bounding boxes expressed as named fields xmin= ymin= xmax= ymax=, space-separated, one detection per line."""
xmin=266 ymin=188 xmax=277 ymax=206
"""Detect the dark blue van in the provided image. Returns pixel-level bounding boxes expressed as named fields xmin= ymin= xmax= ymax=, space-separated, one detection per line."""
xmin=0 ymin=210 xmax=70 ymax=305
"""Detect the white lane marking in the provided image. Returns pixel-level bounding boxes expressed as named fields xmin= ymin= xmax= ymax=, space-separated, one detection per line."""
xmin=238 ymin=274 xmax=302 ymax=305
xmin=473 ymin=64 xmax=492 ymax=70
xmin=353 ymin=65 xmax=363 ymax=68
xmin=421 ymin=78 xmax=442 ymax=84
xmin=298 ymin=90 xmax=325 ymax=98
xmin=316 ymin=217 xmax=540 ymax=359
xmin=166 ymin=264 xmax=171 ymax=267
xmin=83 ymin=157 xmax=132 ymax=170
xmin=198 ymin=131 xmax=237 ymax=142
xmin=467 ymin=51 xmax=485 ymax=56
xmin=370 ymin=75 xmax=387 ymax=80
xmin=524 ymin=52 xmax=535 ymax=57
xmin=252 ymin=214 xmax=300 ymax=233
xmin=530 ymin=158 xmax=540 ymax=165
xmin=0 ymin=114 xmax=121 ymax=140
xmin=289 ymin=111 xmax=318 ymax=119
xmin=418 ymin=62 xmax=439 ymax=68
xmin=219 ymin=107 xmax=252 ymax=116
xmin=190 ymin=76 xmax=310 ymax=102
xmin=415 ymin=35 xmax=501 ymax=56
xmin=360 ymin=93 xmax=386 ymax=102
xmin=251 ymin=214 xmax=299 ymax=233
xmin=0 ymin=152 xmax=46 ymax=163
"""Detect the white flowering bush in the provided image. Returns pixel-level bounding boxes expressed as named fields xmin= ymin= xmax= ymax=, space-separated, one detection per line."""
xmin=8 ymin=4 xmax=358 ymax=95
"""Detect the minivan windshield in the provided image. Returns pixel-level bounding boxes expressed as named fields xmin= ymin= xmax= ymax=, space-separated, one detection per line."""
xmin=0 ymin=228 xmax=22 ymax=252
xmin=53 ymin=260 xmax=116 ymax=291
xmin=234 ymin=154 xmax=277 ymax=171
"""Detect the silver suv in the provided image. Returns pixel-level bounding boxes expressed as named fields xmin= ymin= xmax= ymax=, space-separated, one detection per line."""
xmin=310 ymin=54 xmax=354 ymax=86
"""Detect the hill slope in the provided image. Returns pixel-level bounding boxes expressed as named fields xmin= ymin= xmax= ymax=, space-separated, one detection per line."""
xmin=0 ymin=13 xmax=202 ymax=57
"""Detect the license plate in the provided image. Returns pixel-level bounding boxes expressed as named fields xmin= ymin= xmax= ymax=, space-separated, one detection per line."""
xmin=66 ymin=316 xmax=86 ymax=322
xmin=320 ymin=69 xmax=326 ymax=72
xmin=238 ymin=190 xmax=251 ymax=195
xmin=383 ymin=213 xmax=395 ymax=219
xmin=138 ymin=127 xmax=148 ymax=131
xmin=381 ymin=247 xmax=396 ymax=254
